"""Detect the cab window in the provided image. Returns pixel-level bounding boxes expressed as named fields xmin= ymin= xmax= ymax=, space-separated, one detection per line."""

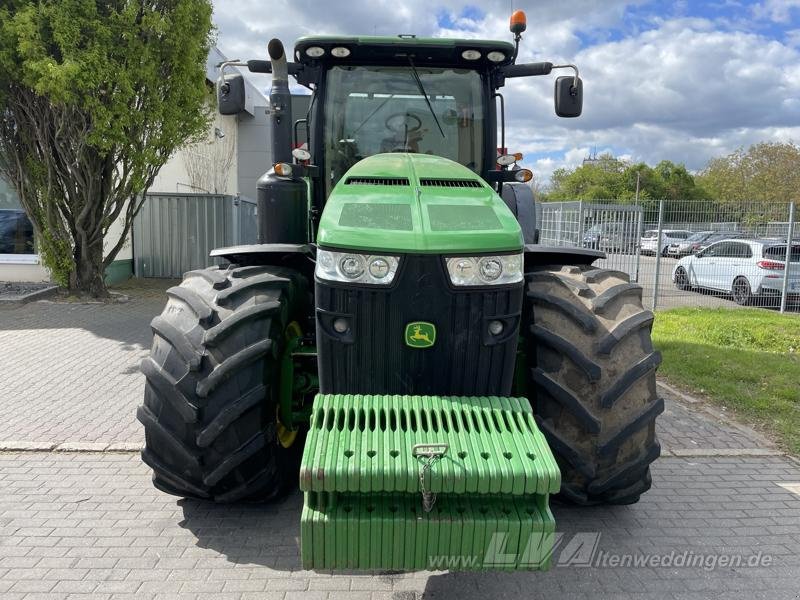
xmin=323 ymin=66 xmax=484 ymax=195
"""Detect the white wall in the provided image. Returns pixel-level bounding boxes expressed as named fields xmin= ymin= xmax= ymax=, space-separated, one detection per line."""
xmin=103 ymin=209 xmax=132 ymax=262
xmin=151 ymin=112 xmax=239 ymax=195
xmin=0 ymin=261 xmax=49 ymax=283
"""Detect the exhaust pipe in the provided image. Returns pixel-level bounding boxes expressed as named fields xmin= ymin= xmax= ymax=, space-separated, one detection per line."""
xmin=256 ymin=38 xmax=307 ymax=245
xmin=268 ymin=38 xmax=292 ymax=165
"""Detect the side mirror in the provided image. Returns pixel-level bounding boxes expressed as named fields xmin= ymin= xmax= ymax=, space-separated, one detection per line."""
xmin=217 ymin=73 xmax=246 ymax=115
xmin=555 ymin=75 xmax=583 ymax=118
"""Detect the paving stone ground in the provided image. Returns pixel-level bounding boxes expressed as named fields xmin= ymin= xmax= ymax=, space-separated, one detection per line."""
xmin=0 ymin=452 xmax=798 ymax=600
xmin=0 ymin=281 xmax=171 ymax=445
xmin=0 ymin=278 xmax=778 ymax=452
xmin=1 ymin=277 xmax=798 ymax=599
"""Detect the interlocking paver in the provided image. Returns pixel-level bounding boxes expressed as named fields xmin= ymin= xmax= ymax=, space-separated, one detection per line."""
xmin=3 ymin=280 xmax=799 ymax=597
xmin=0 ymin=283 xmax=170 ymax=445
xmin=0 ymin=278 xmax=779 ymax=456
xmin=0 ymin=452 xmax=798 ymax=598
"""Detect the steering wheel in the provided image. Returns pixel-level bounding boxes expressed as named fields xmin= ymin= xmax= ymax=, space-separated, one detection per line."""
xmin=385 ymin=112 xmax=422 ymax=133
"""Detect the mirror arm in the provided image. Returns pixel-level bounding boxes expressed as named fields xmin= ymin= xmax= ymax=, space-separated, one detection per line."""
xmin=492 ymin=92 xmax=505 ymax=161
xmin=551 ymin=64 xmax=580 ymax=91
xmin=217 ymin=60 xmax=247 ymax=79
xmin=293 ymin=118 xmax=308 ymax=153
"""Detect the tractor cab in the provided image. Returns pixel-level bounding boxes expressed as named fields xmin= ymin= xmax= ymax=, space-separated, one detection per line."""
xmin=292 ymin=36 xmax=516 ymax=195
xmin=217 ymin=31 xmax=582 ymax=207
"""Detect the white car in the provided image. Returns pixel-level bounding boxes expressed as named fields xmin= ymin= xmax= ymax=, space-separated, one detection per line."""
xmin=672 ymin=239 xmax=800 ymax=305
xmin=641 ymin=229 xmax=692 ymax=256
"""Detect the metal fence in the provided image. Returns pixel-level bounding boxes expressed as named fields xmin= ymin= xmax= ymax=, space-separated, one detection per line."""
xmin=540 ymin=199 xmax=798 ymax=313
xmin=540 ymin=201 xmax=644 ymax=282
xmin=133 ymin=193 xmax=257 ymax=278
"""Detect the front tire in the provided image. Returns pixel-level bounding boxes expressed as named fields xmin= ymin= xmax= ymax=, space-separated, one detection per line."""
xmin=523 ymin=265 xmax=663 ymax=505
xmin=138 ymin=264 xmax=307 ymax=503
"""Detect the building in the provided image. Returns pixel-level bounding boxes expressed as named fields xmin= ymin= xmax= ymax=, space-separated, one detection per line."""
xmin=0 ymin=47 xmax=309 ymax=284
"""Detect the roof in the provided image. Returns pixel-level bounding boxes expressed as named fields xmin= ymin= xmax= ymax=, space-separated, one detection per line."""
xmin=294 ymin=35 xmax=516 ymax=67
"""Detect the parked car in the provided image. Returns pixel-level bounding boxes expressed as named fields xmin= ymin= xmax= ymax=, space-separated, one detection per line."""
xmin=666 ymin=231 xmax=713 ymax=258
xmin=640 ymin=229 xmax=692 ymax=256
xmin=582 ymin=222 xmax=639 ymax=252
xmin=691 ymin=230 xmax=743 ymax=253
xmin=672 ymin=239 xmax=800 ymax=305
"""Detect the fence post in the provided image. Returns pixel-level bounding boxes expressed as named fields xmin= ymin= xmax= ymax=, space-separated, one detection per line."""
xmin=651 ymin=199 xmax=665 ymax=311
xmin=556 ymin=206 xmax=563 ymax=247
xmin=780 ymin=201 xmax=796 ymax=314
xmin=634 ymin=208 xmax=643 ymax=283
xmin=577 ymin=201 xmax=585 ymax=248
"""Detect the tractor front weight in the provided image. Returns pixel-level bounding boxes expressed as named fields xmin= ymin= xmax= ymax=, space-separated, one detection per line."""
xmin=299 ymin=394 xmax=561 ymax=571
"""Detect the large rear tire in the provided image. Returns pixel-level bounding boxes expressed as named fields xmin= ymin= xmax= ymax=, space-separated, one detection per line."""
xmin=138 ymin=264 xmax=308 ymax=503
xmin=523 ymin=265 xmax=663 ymax=505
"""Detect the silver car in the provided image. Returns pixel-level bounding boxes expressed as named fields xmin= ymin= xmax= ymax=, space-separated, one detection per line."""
xmin=666 ymin=231 xmax=713 ymax=258
xmin=640 ymin=229 xmax=692 ymax=256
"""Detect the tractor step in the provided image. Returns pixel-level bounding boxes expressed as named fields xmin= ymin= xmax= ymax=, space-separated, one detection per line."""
xmin=299 ymin=394 xmax=561 ymax=571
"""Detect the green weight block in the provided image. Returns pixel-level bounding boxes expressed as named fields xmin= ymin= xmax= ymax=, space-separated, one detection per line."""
xmin=300 ymin=493 xmax=557 ymax=571
xmin=299 ymin=394 xmax=561 ymax=571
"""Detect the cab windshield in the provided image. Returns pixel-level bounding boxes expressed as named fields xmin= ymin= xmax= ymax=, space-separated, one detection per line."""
xmin=323 ymin=65 xmax=485 ymax=195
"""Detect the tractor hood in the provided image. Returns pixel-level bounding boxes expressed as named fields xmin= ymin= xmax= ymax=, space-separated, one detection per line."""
xmin=316 ymin=154 xmax=523 ymax=254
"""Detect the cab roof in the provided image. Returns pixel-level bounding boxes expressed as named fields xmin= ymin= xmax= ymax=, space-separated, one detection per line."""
xmin=294 ymin=35 xmax=515 ymax=68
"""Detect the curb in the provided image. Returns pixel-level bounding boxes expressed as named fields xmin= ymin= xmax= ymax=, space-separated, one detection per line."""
xmin=657 ymin=379 xmax=778 ymax=449
xmin=656 ymin=380 xmax=699 ymax=404
xmin=663 ymin=448 xmax=785 ymax=458
xmin=0 ymin=441 xmax=141 ymax=453
xmin=0 ymin=285 xmax=59 ymax=304
xmin=0 ymin=440 xmax=790 ymax=460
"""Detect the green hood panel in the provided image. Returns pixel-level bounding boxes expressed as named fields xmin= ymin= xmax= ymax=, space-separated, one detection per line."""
xmin=317 ymin=154 xmax=523 ymax=254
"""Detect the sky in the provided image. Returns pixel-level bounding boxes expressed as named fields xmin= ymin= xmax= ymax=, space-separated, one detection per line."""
xmin=212 ymin=0 xmax=800 ymax=184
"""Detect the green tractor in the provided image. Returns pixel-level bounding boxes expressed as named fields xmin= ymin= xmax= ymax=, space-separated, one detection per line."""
xmin=138 ymin=11 xmax=662 ymax=571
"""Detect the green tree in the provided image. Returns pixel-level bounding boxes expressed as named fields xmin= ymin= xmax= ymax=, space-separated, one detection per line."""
xmin=697 ymin=142 xmax=800 ymax=206
xmin=544 ymin=155 xmax=707 ymax=204
xmin=0 ymin=0 xmax=213 ymax=296
xmin=546 ymin=154 xmax=628 ymax=200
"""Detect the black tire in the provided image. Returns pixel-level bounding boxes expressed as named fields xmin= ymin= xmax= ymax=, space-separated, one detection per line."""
xmin=523 ymin=265 xmax=663 ymax=506
xmin=674 ymin=266 xmax=690 ymax=290
xmin=731 ymin=276 xmax=751 ymax=306
xmin=138 ymin=264 xmax=308 ymax=503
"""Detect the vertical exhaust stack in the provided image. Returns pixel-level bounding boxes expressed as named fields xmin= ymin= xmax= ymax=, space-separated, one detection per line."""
xmin=268 ymin=38 xmax=292 ymax=165
xmin=256 ymin=38 xmax=307 ymax=245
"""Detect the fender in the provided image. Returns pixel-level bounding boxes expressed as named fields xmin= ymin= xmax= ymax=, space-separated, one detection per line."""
xmin=501 ymin=182 xmax=539 ymax=244
xmin=523 ymin=245 xmax=604 ymax=270
xmin=210 ymin=243 xmax=315 ymax=276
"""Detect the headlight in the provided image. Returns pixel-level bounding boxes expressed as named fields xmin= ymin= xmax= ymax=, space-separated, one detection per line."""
xmin=445 ymin=254 xmax=523 ymax=286
xmin=316 ymin=249 xmax=399 ymax=285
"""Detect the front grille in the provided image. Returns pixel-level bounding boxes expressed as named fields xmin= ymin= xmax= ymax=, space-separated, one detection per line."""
xmin=345 ymin=177 xmax=409 ymax=186
xmin=315 ymin=255 xmax=522 ymax=396
xmin=419 ymin=178 xmax=483 ymax=188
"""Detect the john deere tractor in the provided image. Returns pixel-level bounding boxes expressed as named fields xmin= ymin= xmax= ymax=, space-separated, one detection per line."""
xmin=138 ymin=11 xmax=662 ymax=570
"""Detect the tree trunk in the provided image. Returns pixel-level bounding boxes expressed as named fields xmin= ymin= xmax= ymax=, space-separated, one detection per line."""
xmin=71 ymin=242 xmax=108 ymax=298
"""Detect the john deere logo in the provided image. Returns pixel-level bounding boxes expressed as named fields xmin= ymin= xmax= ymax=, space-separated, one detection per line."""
xmin=405 ymin=322 xmax=436 ymax=348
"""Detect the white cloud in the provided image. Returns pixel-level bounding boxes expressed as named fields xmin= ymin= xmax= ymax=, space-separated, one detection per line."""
xmin=752 ymin=0 xmax=800 ymax=23
xmin=210 ymin=1 xmax=799 ymax=184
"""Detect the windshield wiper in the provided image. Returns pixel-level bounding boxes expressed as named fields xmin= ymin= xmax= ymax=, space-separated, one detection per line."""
xmin=408 ymin=58 xmax=445 ymax=138
xmin=352 ymin=93 xmax=395 ymax=136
